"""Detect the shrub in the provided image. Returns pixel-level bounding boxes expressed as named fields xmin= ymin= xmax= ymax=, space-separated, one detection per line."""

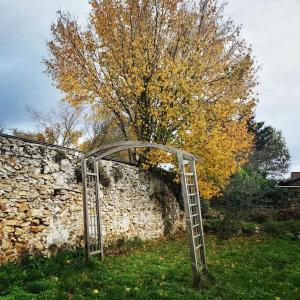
xmin=151 ymin=186 xmax=175 ymax=235
xmin=214 ymin=167 xmax=300 ymax=212
xmin=213 ymin=169 xmax=267 ymax=210
xmin=25 ymin=280 xmax=54 ymax=294
xmin=215 ymin=217 xmax=241 ymax=240
xmin=283 ymin=220 xmax=300 ymax=236
xmin=262 ymin=221 xmax=286 ymax=236
xmin=113 ymin=167 xmax=123 ymax=182
xmin=276 ymin=206 xmax=300 ymax=220
xmin=53 ymin=149 xmax=67 ymax=164
xmin=243 ymin=208 xmax=274 ymax=223
xmin=74 ymin=165 xmax=82 ymax=183
xmin=262 ymin=220 xmax=300 ymax=237
xmin=239 ymin=221 xmax=257 ymax=236
xmin=98 ymin=163 xmax=111 ymax=188
xmin=203 ymin=217 xmax=222 ymax=233
xmin=204 ymin=216 xmax=258 ymax=238
xmin=149 ymin=167 xmax=183 ymax=209
xmin=38 ymin=145 xmax=46 ymax=156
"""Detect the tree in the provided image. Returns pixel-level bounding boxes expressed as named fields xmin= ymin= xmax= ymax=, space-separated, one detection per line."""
xmin=79 ymin=114 xmax=124 ymax=152
xmin=10 ymin=128 xmax=48 ymax=142
xmin=248 ymin=120 xmax=290 ymax=178
xmin=19 ymin=102 xmax=83 ymax=148
xmin=45 ymin=0 xmax=257 ymax=198
xmin=218 ymin=168 xmax=269 ymax=209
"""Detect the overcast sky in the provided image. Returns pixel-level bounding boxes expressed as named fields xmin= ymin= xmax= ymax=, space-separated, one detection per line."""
xmin=0 ymin=0 xmax=299 ymax=172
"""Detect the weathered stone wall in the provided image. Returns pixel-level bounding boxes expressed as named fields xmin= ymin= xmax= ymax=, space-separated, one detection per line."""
xmin=0 ymin=134 xmax=184 ymax=263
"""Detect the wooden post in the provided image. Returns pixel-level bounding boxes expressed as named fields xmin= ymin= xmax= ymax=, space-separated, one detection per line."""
xmin=94 ymin=161 xmax=104 ymax=260
xmin=82 ymin=157 xmax=90 ymax=260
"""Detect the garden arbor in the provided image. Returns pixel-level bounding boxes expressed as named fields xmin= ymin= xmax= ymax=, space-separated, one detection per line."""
xmin=81 ymin=141 xmax=207 ymax=284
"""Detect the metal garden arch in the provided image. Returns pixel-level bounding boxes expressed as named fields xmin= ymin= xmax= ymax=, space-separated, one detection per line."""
xmin=81 ymin=141 xmax=207 ymax=284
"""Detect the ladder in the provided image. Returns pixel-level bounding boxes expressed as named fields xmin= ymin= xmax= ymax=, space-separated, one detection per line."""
xmin=177 ymin=154 xmax=207 ymax=279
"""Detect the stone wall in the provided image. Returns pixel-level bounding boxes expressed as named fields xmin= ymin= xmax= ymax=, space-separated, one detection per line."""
xmin=0 ymin=134 xmax=184 ymax=263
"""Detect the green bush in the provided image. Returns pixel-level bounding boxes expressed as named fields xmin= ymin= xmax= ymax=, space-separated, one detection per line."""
xmin=263 ymin=221 xmax=287 ymax=236
xmin=98 ymin=163 xmax=111 ymax=188
xmin=74 ymin=165 xmax=82 ymax=183
xmin=243 ymin=208 xmax=274 ymax=223
xmin=203 ymin=217 xmax=222 ymax=233
xmin=283 ymin=220 xmax=300 ymax=236
xmin=215 ymin=217 xmax=241 ymax=240
xmin=262 ymin=220 xmax=300 ymax=237
xmin=276 ymin=206 xmax=300 ymax=220
xmin=204 ymin=215 xmax=259 ymax=239
xmin=53 ymin=149 xmax=67 ymax=164
xmin=112 ymin=167 xmax=124 ymax=182
xmin=213 ymin=168 xmax=298 ymax=211
xmin=217 ymin=169 xmax=267 ymax=209
xmin=239 ymin=221 xmax=257 ymax=236
xmin=25 ymin=279 xmax=54 ymax=294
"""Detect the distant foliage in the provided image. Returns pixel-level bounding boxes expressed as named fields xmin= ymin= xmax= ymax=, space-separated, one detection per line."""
xmin=248 ymin=120 xmax=290 ymax=178
xmin=10 ymin=129 xmax=48 ymax=143
xmin=216 ymin=168 xmax=295 ymax=210
xmin=10 ymin=103 xmax=82 ymax=148
xmin=79 ymin=114 xmax=124 ymax=153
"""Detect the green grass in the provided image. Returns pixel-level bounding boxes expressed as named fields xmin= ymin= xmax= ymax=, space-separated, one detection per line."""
xmin=0 ymin=236 xmax=299 ymax=299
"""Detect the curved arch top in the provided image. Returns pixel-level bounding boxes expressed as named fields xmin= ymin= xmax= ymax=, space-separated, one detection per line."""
xmin=81 ymin=140 xmax=207 ymax=281
xmin=84 ymin=141 xmax=200 ymax=162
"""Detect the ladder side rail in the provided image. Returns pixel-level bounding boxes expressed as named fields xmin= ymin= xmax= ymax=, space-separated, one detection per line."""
xmin=191 ymin=159 xmax=207 ymax=269
xmin=94 ymin=161 xmax=104 ymax=260
xmin=82 ymin=157 xmax=91 ymax=260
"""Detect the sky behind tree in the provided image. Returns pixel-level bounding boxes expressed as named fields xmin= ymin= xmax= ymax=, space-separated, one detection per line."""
xmin=0 ymin=0 xmax=299 ymax=172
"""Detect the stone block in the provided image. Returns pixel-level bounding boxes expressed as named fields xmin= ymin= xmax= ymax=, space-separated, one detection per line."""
xmin=2 ymin=226 xmax=14 ymax=233
xmin=19 ymin=191 xmax=27 ymax=197
xmin=5 ymin=219 xmax=18 ymax=226
xmin=30 ymin=226 xmax=44 ymax=233
xmin=0 ymin=184 xmax=12 ymax=192
xmin=15 ymin=227 xmax=25 ymax=236
xmin=31 ymin=209 xmax=43 ymax=218
xmin=16 ymin=202 xmax=30 ymax=212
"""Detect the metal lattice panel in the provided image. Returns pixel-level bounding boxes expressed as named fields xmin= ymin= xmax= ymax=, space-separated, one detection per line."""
xmin=82 ymin=160 xmax=103 ymax=260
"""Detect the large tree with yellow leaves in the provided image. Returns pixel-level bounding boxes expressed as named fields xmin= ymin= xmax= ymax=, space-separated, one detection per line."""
xmin=45 ymin=0 xmax=257 ymax=198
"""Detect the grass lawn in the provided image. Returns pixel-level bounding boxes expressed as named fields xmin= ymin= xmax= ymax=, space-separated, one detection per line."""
xmin=0 ymin=235 xmax=299 ymax=299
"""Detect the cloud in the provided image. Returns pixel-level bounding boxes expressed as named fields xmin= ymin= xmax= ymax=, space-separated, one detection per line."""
xmin=0 ymin=0 xmax=90 ymax=130
xmin=225 ymin=0 xmax=300 ymax=172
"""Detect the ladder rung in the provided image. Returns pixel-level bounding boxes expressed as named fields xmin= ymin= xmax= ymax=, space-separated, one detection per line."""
xmin=195 ymin=244 xmax=203 ymax=249
xmin=185 ymin=173 xmax=194 ymax=176
xmin=187 ymin=183 xmax=195 ymax=186
xmin=87 ymin=172 xmax=97 ymax=176
xmin=192 ymin=224 xmax=200 ymax=228
xmin=193 ymin=234 xmax=202 ymax=239
xmin=90 ymin=250 xmax=102 ymax=255
xmin=188 ymin=193 xmax=196 ymax=196
xmin=189 ymin=203 xmax=197 ymax=207
xmin=191 ymin=213 xmax=198 ymax=217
